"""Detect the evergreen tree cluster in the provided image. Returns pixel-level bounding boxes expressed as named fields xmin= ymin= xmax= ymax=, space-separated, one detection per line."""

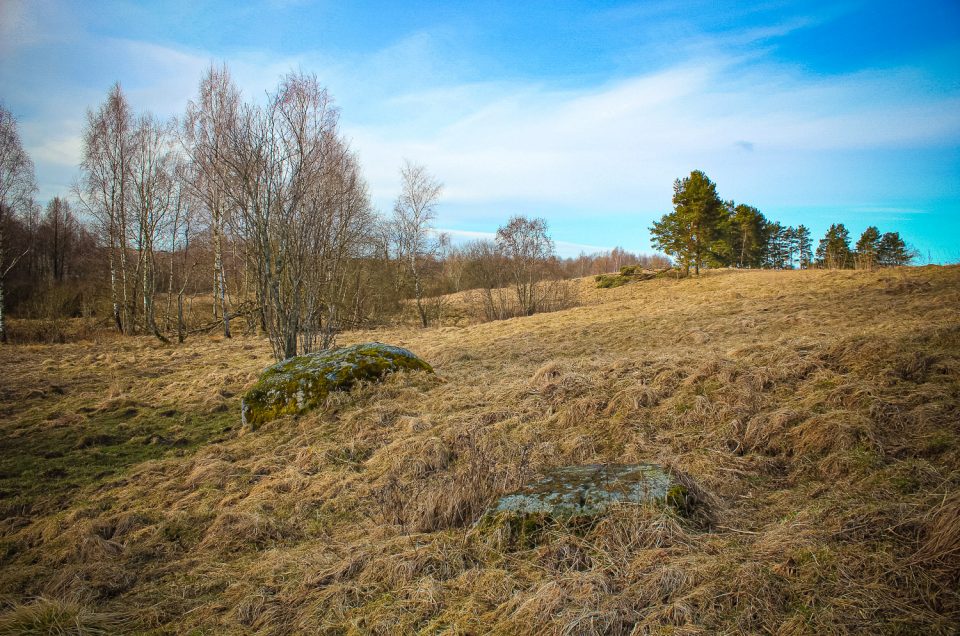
xmin=650 ymin=170 xmax=913 ymax=274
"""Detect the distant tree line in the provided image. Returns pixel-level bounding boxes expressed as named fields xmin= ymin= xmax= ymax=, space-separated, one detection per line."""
xmin=0 ymin=91 xmax=919 ymax=353
xmin=650 ymin=170 xmax=913 ymax=275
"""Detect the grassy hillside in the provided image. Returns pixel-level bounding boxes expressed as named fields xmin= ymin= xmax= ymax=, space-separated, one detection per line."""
xmin=1 ymin=267 xmax=958 ymax=634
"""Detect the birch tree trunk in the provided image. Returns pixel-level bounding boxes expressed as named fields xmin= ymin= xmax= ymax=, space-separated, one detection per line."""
xmin=212 ymin=206 xmax=231 ymax=337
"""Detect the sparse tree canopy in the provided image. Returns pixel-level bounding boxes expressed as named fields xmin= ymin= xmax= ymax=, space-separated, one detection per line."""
xmin=226 ymin=71 xmax=375 ymax=359
xmin=0 ymin=106 xmax=36 ymax=214
xmin=496 ymin=215 xmax=555 ymax=316
xmin=0 ymin=104 xmax=37 ymax=342
xmin=77 ymin=83 xmax=134 ymax=334
xmin=130 ymin=112 xmax=179 ymax=343
xmin=393 ymin=160 xmax=443 ymax=328
xmin=183 ymin=63 xmax=241 ymax=339
xmin=42 ymin=197 xmax=79 ymax=283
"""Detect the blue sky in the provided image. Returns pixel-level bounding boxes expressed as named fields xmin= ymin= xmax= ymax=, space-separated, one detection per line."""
xmin=1 ymin=0 xmax=958 ymax=260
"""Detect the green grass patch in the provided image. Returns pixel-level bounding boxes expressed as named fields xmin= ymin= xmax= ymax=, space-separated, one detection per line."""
xmin=0 ymin=402 xmax=238 ymax=518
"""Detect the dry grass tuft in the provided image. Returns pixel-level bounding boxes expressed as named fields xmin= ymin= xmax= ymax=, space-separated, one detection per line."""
xmin=914 ymin=492 xmax=960 ymax=573
xmin=0 ymin=596 xmax=126 ymax=635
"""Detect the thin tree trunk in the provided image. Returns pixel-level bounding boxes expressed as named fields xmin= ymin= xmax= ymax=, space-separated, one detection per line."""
xmin=143 ymin=236 xmax=168 ymax=343
xmin=740 ymin=227 xmax=748 ymax=268
xmin=212 ymin=222 xmax=220 ymax=320
xmin=166 ymin=238 xmax=174 ymax=332
xmin=136 ymin=220 xmax=148 ymax=332
xmin=119 ymin=221 xmax=131 ymax=333
xmin=109 ymin=239 xmax=123 ymax=332
xmin=0 ymin=278 xmax=6 ymax=343
xmin=215 ymin=227 xmax=231 ymax=337
xmin=177 ymin=290 xmax=185 ymax=343
xmin=411 ymin=254 xmax=427 ymax=327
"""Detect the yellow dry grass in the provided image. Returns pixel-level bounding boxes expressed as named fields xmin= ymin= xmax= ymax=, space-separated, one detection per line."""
xmin=1 ymin=266 xmax=958 ymax=634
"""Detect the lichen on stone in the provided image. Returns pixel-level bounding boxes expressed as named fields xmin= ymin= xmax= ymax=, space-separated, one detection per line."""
xmin=241 ymin=342 xmax=433 ymax=428
xmin=479 ymin=464 xmax=698 ymax=545
xmin=491 ymin=464 xmax=676 ymax=517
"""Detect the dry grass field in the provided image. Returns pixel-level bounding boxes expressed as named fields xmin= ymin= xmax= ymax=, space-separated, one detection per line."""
xmin=1 ymin=266 xmax=958 ymax=634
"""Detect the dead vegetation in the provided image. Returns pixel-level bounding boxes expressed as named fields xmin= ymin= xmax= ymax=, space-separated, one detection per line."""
xmin=1 ymin=266 xmax=958 ymax=633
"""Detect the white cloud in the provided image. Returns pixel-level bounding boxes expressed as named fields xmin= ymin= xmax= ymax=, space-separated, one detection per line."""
xmin=345 ymin=55 xmax=960 ymax=219
xmin=27 ymin=132 xmax=83 ymax=168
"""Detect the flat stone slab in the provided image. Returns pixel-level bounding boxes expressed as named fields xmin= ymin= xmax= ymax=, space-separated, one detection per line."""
xmin=241 ymin=342 xmax=433 ymax=428
xmin=490 ymin=464 xmax=685 ymax=519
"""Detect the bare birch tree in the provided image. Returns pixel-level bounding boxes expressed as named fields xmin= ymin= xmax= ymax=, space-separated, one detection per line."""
xmin=77 ymin=84 xmax=134 ymax=333
xmin=0 ymin=104 xmax=37 ymax=343
xmin=392 ymin=160 xmax=442 ymax=327
xmin=202 ymin=69 xmax=374 ymax=360
xmin=496 ymin=215 xmax=554 ymax=316
xmin=168 ymin=161 xmax=195 ymax=343
xmin=462 ymin=239 xmax=512 ymax=321
xmin=130 ymin=113 xmax=178 ymax=342
xmin=183 ymin=63 xmax=240 ymax=338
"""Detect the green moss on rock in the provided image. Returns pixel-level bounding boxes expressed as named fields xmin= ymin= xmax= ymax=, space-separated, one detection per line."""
xmin=666 ymin=484 xmax=691 ymax=514
xmin=241 ymin=342 xmax=433 ymax=428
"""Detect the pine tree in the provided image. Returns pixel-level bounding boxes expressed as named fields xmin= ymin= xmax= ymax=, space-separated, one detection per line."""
xmin=728 ymin=203 xmax=767 ymax=268
xmin=708 ymin=200 xmax=736 ymax=268
xmin=795 ymin=225 xmax=812 ymax=269
xmin=765 ymin=221 xmax=791 ymax=269
xmin=784 ymin=226 xmax=799 ymax=269
xmin=650 ymin=170 xmax=724 ymax=275
xmin=650 ymin=212 xmax=688 ymax=272
xmin=816 ymin=223 xmax=853 ymax=269
xmin=877 ymin=232 xmax=911 ymax=267
xmin=854 ymin=226 xmax=880 ymax=269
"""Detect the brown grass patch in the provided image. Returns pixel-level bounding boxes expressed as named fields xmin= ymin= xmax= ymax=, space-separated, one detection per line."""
xmin=1 ymin=266 xmax=958 ymax=633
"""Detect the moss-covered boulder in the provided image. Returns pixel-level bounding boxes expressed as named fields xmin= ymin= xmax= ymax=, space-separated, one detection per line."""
xmin=479 ymin=464 xmax=695 ymax=545
xmin=241 ymin=342 xmax=433 ymax=428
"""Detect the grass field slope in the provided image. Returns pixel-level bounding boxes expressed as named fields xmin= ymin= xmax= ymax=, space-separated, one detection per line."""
xmin=1 ymin=267 xmax=958 ymax=634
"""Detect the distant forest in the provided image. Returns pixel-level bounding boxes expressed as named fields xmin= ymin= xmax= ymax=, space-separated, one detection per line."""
xmin=0 ymin=66 xmax=913 ymax=351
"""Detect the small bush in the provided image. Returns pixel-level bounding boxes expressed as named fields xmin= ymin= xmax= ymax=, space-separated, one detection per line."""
xmin=595 ymin=274 xmax=630 ymax=289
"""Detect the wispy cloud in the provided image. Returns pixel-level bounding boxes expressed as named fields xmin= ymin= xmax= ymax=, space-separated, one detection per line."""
xmin=0 ymin=0 xmax=46 ymax=56
xmin=853 ymin=206 xmax=928 ymax=215
xmin=348 ymin=55 xmax=960 ymax=216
